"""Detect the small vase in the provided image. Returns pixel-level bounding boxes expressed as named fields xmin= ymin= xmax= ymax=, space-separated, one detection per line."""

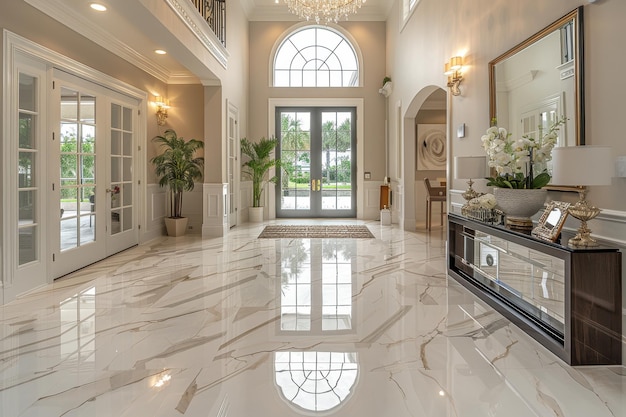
xmin=493 ymin=188 xmax=547 ymax=230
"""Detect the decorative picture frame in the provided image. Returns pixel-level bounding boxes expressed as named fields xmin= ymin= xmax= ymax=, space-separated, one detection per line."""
xmin=531 ymin=201 xmax=570 ymax=242
xmin=416 ymin=124 xmax=446 ymax=170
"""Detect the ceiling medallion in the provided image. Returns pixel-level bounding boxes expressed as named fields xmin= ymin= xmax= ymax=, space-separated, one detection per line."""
xmin=284 ymin=0 xmax=366 ymax=24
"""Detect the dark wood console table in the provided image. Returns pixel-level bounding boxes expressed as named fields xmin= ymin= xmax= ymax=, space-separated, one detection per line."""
xmin=448 ymin=213 xmax=622 ymax=366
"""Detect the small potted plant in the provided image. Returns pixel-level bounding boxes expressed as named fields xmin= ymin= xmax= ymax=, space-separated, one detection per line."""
xmin=151 ymin=129 xmax=204 ymax=236
xmin=240 ymin=136 xmax=280 ymax=222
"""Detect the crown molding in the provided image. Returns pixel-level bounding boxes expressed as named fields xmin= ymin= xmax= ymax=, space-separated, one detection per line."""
xmin=24 ymin=0 xmax=174 ymax=83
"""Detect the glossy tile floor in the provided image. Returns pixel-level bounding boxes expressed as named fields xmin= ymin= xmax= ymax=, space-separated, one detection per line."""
xmin=1 ymin=220 xmax=624 ymax=417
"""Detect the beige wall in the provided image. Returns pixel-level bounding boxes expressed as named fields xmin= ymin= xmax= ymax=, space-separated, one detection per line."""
xmin=248 ymin=21 xmax=388 ymax=182
xmin=386 ymin=0 xmax=626 ymax=212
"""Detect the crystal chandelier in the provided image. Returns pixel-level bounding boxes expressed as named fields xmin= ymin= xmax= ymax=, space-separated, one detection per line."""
xmin=284 ymin=0 xmax=367 ymax=24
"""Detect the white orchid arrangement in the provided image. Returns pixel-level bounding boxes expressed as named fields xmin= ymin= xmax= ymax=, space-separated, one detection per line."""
xmin=481 ymin=117 xmax=566 ymax=189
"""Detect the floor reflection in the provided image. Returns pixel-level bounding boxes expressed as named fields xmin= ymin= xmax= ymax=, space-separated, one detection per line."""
xmin=274 ymin=351 xmax=358 ymax=412
xmin=279 ymin=239 xmax=355 ymax=333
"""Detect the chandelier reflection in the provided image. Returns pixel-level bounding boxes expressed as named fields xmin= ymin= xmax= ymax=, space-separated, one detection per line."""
xmin=283 ymin=0 xmax=367 ymax=24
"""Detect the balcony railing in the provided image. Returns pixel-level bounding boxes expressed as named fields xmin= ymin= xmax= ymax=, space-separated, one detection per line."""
xmin=191 ymin=0 xmax=226 ymax=46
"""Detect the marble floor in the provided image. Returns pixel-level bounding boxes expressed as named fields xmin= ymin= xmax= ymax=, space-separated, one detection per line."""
xmin=1 ymin=220 xmax=624 ymax=416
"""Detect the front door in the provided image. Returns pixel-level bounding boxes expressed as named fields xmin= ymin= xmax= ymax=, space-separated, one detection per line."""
xmin=50 ymin=71 xmax=139 ymax=278
xmin=276 ymin=107 xmax=356 ymax=218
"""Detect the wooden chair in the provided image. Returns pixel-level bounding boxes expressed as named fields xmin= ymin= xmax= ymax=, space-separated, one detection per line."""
xmin=424 ymin=178 xmax=446 ymax=230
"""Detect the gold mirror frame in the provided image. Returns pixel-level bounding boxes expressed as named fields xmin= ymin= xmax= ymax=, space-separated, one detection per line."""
xmin=489 ymin=7 xmax=584 ymax=192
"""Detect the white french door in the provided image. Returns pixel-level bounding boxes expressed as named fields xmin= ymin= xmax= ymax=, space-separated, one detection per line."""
xmin=49 ymin=71 xmax=139 ymax=278
xmin=227 ymin=101 xmax=239 ymax=228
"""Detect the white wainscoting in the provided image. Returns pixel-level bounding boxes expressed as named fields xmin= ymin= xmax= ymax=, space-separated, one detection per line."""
xmin=143 ymin=183 xmax=205 ymax=241
xmin=240 ymin=181 xmax=253 ymax=223
xmin=142 ymin=184 xmax=166 ymax=242
xmin=202 ymin=183 xmax=228 ymax=237
xmin=362 ymin=181 xmax=385 ymax=220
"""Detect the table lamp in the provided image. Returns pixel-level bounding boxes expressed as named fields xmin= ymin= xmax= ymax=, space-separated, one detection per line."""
xmin=550 ymin=146 xmax=613 ymax=247
xmin=454 ymin=156 xmax=487 ymax=201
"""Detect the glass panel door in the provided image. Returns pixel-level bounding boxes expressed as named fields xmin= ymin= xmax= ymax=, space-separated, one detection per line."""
xmin=278 ymin=110 xmax=312 ymax=213
xmin=52 ymin=81 xmax=105 ymax=278
xmin=320 ymin=111 xmax=355 ymax=214
xmin=276 ymin=108 xmax=356 ymax=218
xmin=106 ymin=102 xmax=137 ymax=254
xmin=59 ymin=88 xmax=96 ymax=251
xmin=51 ymin=71 xmax=138 ymax=278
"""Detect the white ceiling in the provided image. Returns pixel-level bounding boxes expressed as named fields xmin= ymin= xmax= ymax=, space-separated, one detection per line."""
xmin=24 ymin=0 xmax=392 ymax=84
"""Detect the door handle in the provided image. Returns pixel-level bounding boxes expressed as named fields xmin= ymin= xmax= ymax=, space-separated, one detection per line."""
xmin=311 ymin=179 xmax=321 ymax=192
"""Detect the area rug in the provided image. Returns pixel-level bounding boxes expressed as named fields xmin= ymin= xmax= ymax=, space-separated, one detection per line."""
xmin=258 ymin=225 xmax=374 ymax=239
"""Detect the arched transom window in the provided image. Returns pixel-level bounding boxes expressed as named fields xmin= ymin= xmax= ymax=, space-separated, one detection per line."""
xmin=274 ymin=26 xmax=359 ymax=87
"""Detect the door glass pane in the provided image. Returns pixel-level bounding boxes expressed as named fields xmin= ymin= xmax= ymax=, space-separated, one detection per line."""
xmin=18 ymin=191 xmax=35 ymax=223
xmin=111 ymin=130 xmax=121 ymax=155
xmin=280 ymin=239 xmax=312 ymax=331
xmin=80 ymin=94 xmax=95 ymax=123
xmin=19 ymin=227 xmax=37 ymax=264
xmin=280 ymin=111 xmax=311 ymax=211
xmin=123 ymin=132 xmax=132 ymax=156
xmin=18 ymin=73 xmax=39 ymax=266
xmin=123 ymin=107 xmax=132 ymax=131
xmin=60 ymin=88 xmax=96 ymax=251
xmin=19 ymin=73 xmax=37 ymax=112
xmin=111 ymin=157 xmax=121 ymax=182
xmin=19 ymin=152 xmax=36 ymax=188
xmin=322 ymin=112 xmax=352 ymax=211
xmin=111 ymin=103 xmax=121 ymax=129
xmin=111 ymin=209 xmax=121 ymax=235
xmin=61 ymin=217 xmax=78 ymax=250
xmin=19 ymin=113 xmax=35 ymax=149
xmin=110 ymin=103 xmax=133 ymax=236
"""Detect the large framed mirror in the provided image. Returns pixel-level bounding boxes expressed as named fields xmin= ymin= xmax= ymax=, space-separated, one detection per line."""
xmin=489 ymin=7 xmax=584 ymax=190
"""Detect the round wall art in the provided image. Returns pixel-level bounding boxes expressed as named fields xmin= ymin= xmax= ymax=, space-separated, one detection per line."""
xmin=417 ymin=124 xmax=446 ymax=170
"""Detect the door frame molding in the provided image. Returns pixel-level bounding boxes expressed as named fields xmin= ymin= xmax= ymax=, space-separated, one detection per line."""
xmin=268 ymin=98 xmax=364 ymax=219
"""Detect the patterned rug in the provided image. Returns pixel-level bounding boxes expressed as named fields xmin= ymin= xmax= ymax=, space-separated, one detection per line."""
xmin=258 ymin=225 xmax=374 ymax=239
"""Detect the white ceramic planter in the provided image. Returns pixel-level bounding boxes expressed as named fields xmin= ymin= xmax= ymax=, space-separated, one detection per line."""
xmin=249 ymin=207 xmax=264 ymax=223
xmin=164 ymin=217 xmax=188 ymax=236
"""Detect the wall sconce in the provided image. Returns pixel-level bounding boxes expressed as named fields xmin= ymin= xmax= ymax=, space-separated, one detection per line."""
xmin=154 ymin=97 xmax=170 ymax=126
xmin=444 ymin=56 xmax=464 ymax=96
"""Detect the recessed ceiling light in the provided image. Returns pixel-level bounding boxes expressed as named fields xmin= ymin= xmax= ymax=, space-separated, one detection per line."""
xmin=90 ymin=3 xmax=107 ymax=12
xmin=154 ymin=49 xmax=167 ymax=55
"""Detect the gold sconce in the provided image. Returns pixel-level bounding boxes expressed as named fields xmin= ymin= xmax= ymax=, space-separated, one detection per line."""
xmin=444 ymin=56 xmax=464 ymax=96
xmin=154 ymin=97 xmax=170 ymax=126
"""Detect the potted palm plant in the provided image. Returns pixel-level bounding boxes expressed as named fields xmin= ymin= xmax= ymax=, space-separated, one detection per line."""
xmin=151 ymin=129 xmax=204 ymax=236
xmin=240 ymin=136 xmax=280 ymax=222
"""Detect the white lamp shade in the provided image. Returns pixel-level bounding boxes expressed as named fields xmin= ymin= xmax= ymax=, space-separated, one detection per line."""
xmin=454 ymin=156 xmax=487 ymax=179
xmin=550 ymin=146 xmax=613 ymax=186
